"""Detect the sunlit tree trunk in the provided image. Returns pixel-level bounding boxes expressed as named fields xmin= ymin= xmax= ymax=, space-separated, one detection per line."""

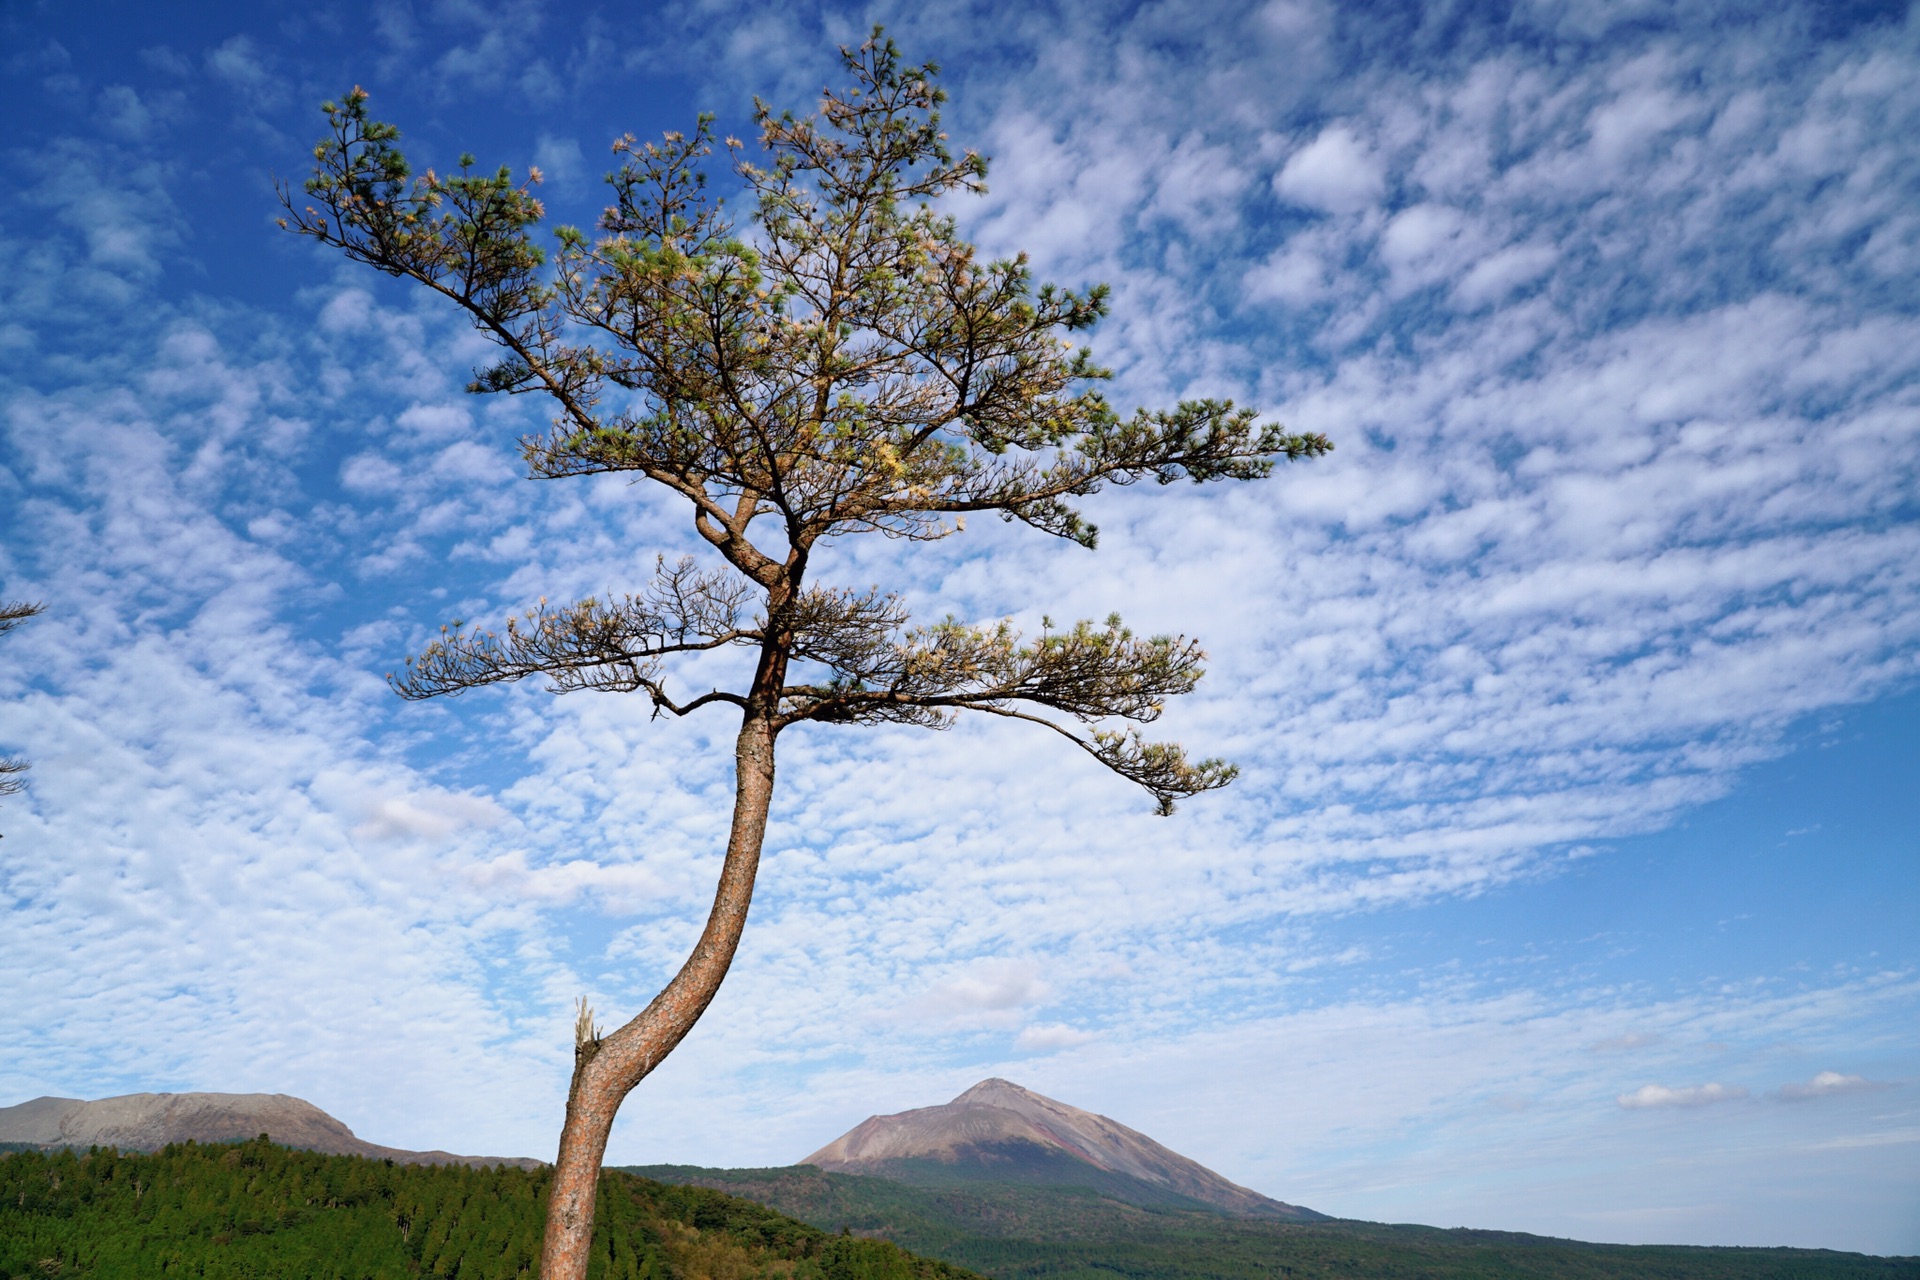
xmin=539 ymin=684 xmax=782 ymax=1279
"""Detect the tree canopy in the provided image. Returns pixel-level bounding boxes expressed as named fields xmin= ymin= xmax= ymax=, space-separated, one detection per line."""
xmin=283 ymin=34 xmax=1328 ymax=814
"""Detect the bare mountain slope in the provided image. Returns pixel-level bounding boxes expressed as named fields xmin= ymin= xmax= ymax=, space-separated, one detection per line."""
xmin=801 ymin=1078 xmax=1317 ymax=1219
xmin=0 ymin=1092 xmax=538 ymax=1169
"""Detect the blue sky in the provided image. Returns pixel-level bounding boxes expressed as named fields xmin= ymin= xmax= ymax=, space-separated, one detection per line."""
xmin=2 ymin=0 xmax=1917 ymax=1256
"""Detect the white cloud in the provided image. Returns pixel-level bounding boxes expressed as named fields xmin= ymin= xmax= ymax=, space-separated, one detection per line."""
xmin=1812 ymin=1126 xmax=1920 ymax=1150
xmin=1586 ymin=81 xmax=1700 ymax=170
xmin=1454 ymin=243 xmax=1557 ymax=306
xmin=1774 ymin=1070 xmax=1895 ymax=1102
xmin=1014 ymin=1023 xmax=1100 ymax=1052
xmin=1274 ymin=124 xmax=1385 ymax=212
xmin=96 ymin=86 xmax=153 ymax=140
xmin=396 ymin=403 xmax=473 ymax=439
xmin=1590 ymin=1032 xmax=1662 ymax=1052
xmin=1246 ymin=240 xmax=1330 ymax=303
xmin=532 ymin=134 xmax=587 ymax=192
xmin=348 ymin=790 xmax=508 ymax=842
xmin=1379 ymin=203 xmax=1468 ymax=276
xmin=1617 ymin=1082 xmax=1750 ymax=1109
xmin=1374 ymin=206 xmax=1561 ymax=309
xmin=340 ymin=451 xmax=406 ymax=494
xmin=17 ymin=139 xmax=179 ymax=286
xmin=203 ymin=35 xmax=285 ymax=111
xmin=205 ymin=35 xmax=271 ymax=93
xmin=921 ymin=959 xmax=1051 ymax=1023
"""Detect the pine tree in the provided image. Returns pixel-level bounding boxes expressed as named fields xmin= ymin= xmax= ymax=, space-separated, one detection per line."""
xmin=282 ymin=29 xmax=1330 ymax=1279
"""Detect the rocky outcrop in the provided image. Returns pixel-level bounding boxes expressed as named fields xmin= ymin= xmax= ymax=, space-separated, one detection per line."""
xmin=0 ymin=1092 xmax=539 ymax=1169
xmin=801 ymin=1078 xmax=1318 ymax=1219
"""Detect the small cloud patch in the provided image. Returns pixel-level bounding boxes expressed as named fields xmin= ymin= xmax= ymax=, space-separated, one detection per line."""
xmin=1617 ymin=1082 xmax=1748 ymax=1109
xmin=353 ymin=791 xmax=506 ymax=842
xmin=533 ymin=134 xmax=587 ymax=190
xmin=1774 ymin=1071 xmax=1894 ymax=1102
xmin=1015 ymin=1023 xmax=1098 ymax=1052
xmin=1590 ymin=1032 xmax=1662 ymax=1052
xmin=1274 ymin=125 xmax=1384 ymax=213
xmin=922 ymin=960 xmax=1050 ymax=1021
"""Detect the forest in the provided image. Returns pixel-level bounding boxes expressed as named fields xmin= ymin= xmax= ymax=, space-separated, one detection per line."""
xmin=630 ymin=1162 xmax=1920 ymax=1280
xmin=0 ymin=1139 xmax=974 ymax=1280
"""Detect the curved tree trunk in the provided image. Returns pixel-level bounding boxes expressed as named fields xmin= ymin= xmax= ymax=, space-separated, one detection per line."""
xmin=538 ymin=709 xmax=778 ymax=1280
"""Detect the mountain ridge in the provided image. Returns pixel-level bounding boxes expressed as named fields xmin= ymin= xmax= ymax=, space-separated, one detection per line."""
xmin=0 ymin=1091 xmax=540 ymax=1169
xmin=801 ymin=1077 xmax=1318 ymax=1219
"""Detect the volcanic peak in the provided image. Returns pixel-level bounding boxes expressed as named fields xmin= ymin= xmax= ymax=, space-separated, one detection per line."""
xmin=801 ymin=1077 xmax=1314 ymax=1218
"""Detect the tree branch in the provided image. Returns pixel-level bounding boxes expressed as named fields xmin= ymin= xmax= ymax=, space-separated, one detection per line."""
xmin=777 ymin=612 xmax=1235 ymax=810
xmin=392 ymin=558 xmax=756 ymax=700
xmin=0 ymin=601 xmax=44 ymax=807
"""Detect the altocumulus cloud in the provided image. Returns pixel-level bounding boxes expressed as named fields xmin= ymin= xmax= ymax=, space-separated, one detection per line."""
xmin=2 ymin=0 xmax=1919 ymax=1257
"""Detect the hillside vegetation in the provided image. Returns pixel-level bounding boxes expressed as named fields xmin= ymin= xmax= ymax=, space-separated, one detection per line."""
xmin=629 ymin=1163 xmax=1920 ymax=1280
xmin=0 ymin=1139 xmax=977 ymax=1280
xmin=4 ymin=1136 xmax=1910 ymax=1280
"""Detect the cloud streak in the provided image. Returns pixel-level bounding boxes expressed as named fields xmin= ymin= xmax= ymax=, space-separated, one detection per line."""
xmin=1775 ymin=1071 xmax=1896 ymax=1102
xmin=1617 ymin=1082 xmax=1749 ymax=1110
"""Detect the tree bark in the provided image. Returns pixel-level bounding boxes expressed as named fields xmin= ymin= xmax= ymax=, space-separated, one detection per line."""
xmin=538 ymin=709 xmax=778 ymax=1280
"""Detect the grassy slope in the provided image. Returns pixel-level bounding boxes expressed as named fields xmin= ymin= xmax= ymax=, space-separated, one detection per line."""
xmin=625 ymin=1163 xmax=1920 ymax=1280
xmin=0 ymin=1139 xmax=980 ymax=1280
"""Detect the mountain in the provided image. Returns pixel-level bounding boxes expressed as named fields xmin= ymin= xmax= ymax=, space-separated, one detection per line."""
xmin=799 ymin=1077 xmax=1318 ymax=1219
xmin=0 ymin=1091 xmax=540 ymax=1168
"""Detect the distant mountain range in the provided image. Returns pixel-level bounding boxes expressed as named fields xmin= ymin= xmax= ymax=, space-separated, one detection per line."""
xmin=0 ymin=1092 xmax=539 ymax=1169
xmin=4 ymin=1083 xmax=1909 ymax=1278
xmin=1 ymin=1078 xmax=1308 ymax=1217
xmin=801 ymin=1077 xmax=1319 ymax=1219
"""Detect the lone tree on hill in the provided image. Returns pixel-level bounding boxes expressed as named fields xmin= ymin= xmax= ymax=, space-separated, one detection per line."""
xmin=284 ymin=31 xmax=1329 ymax=1280
xmin=0 ymin=601 xmax=44 ymax=828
